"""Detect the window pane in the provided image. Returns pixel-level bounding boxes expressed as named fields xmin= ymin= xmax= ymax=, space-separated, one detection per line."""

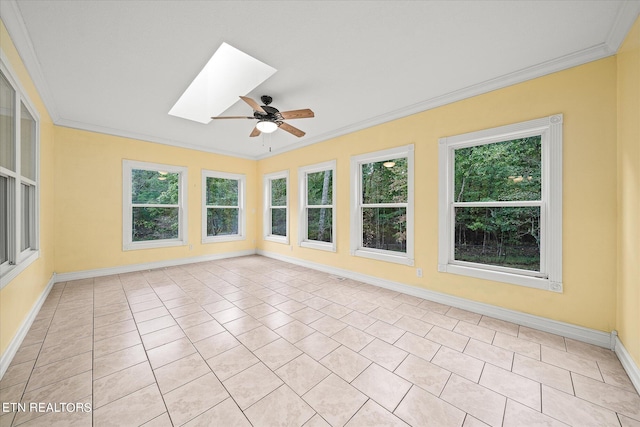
xmin=132 ymin=207 xmax=179 ymax=241
xmin=271 ymin=178 xmax=287 ymax=206
xmin=0 ymin=176 xmax=7 ymax=263
xmin=271 ymin=208 xmax=286 ymax=236
xmin=362 ymin=207 xmax=406 ymax=252
xmin=0 ymin=72 xmax=15 ymax=171
xmin=21 ymin=184 xmax=30 ymax=251
xmin=20 ymin=103 xmax=36 ymax=181
xmin=454 ymin=137 xmax=541 ymax=202
xmin=362 ymin=158 xmax=407 ymax=204
xmin=307 ymin=208 xmax=332 ymax=242
xmin=307 ymin=170 xmax=332 ymax=205
xmin=206 ymin=177 xmax=238 ymax=206
xmin=132 ymin=170 xmax=179 ymax=204
xmin=207 ymin=208 xmax=238 ymax=236
xmin=454 ymin=206 xmax=540 ymax=271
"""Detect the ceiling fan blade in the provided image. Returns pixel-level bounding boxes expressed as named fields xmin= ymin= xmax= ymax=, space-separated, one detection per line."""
xmin=249 ymin=126 xmax=261 ymax=137
xmin=211 ymin=116 xmax=254 ymax=119
xmin=279 ymin=122 xmax=305 ymax=138
xmin=279 ymin=109 xmax=315 ymax=120
xmin=239 ymin=96 xmax=266 ymax=114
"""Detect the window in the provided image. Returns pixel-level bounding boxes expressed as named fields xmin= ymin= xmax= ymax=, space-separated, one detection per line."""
xmin=202 ymin=170 xmax=246 ymax=243
xmin=438 ymin=114 xmax=563 ymax=292
xmin=263 ymin=170 xmax=289 ymax=244
xmin=350 ymin=145 xmax=414 ymax=265
xmin=0 ymin=64 xmax=40 ymax=289
xmin=123 ymin=160 xmax=187 ymax=250
xmin=298 ymin=160 xmax=336 ymax=251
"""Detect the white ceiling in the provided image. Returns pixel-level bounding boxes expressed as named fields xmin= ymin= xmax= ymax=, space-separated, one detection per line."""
xmin=2 ymin=1 xmax=639 ymax=159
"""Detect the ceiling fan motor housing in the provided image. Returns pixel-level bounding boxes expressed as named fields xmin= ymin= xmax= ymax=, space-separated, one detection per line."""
xmin=254 ymin=104 xmax=282 ymax=123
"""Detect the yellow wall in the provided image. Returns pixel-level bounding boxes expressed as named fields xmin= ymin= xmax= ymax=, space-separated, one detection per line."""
xmin=0 ymin=20 xmax=56 ymax=355
xmin=258 ymin=57 xmax=619 ymax=333
xmin=53 ymin=126 xmax=258 ymax=273
xmin=617 ymin=17 xmax=640 ymax=366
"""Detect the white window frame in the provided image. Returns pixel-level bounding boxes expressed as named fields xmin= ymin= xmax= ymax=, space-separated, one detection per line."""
xmin=438 ymin=114 xmax=563 ymax=292
xmin=202 ymin=170 xmax=246 ymax=243
xmin=122 ymin=160 xmax=188 ymax=251
xmin=263 ymin=170 xmax=289 ymax=244
xmin=0 ymin=54 xmax=40 ymax=290
xmin=298 ymin=160 xmax=336 ymax=252
xmin=350 ymin=145 xmax=414 ymax=265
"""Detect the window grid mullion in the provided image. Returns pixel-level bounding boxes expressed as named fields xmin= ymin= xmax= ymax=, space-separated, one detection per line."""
xmin=452 ymin=200 xmax=542 ymax=208
xmin=131 ymin=203 xmax=179 ymax=208
xmin=206 ymin=204 xmax=238 ymax=209
xmin=361 ymin=202 xmax=408 ymax=208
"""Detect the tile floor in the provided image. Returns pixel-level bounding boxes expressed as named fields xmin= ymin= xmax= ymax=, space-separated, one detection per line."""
xmin=1 ymin=255 xmax=639 ymax=427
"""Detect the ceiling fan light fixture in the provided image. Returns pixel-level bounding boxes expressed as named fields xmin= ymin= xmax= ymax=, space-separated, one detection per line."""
xmin=383 ymin=161 xmax=396 ymax=168
xmin=256 ymin=120 xmax=278 ymax=133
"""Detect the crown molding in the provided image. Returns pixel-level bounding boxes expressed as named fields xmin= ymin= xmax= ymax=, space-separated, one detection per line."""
xmin=606 ymin=1 xmax=640 ymax=53
xmin=55 ymin=119 xmax=256 ymax=160
xmin=0 ymin=0 xmax=60 ymax=122
xmin=257 ymin=41 xmax=615 ymax=160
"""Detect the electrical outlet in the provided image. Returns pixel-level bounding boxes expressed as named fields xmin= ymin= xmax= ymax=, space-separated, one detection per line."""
xmin=416 ymin=268 xmax=423 ymax=278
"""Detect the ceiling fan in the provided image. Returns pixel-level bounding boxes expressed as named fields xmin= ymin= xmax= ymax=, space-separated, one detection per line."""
xmin=211 ymin=95 xmax=314 ymax=138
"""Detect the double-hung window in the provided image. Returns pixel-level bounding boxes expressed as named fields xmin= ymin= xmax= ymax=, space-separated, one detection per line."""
xmin=438 ymin=114 xmax=563 ymax=291
xmin=202 ymin=170 xmax=246 ymax=242
xmin=1 ymin=64 xmax=40 ymax=289
xmin=263 ymin=171 xmax=289 ymax=244
xmin=350 ymin=145 xmax=414 ymax=265
xmin=123 ymin=160 xmax=187 ymax=250
xmin=298 ymin=160 xmax=336 ymax=251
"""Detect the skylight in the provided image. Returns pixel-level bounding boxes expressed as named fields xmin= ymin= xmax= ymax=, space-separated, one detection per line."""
xmin=168 ymin=42 xmax=276 ymax=124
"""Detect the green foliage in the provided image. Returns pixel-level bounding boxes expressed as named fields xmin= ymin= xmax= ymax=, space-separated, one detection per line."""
xmin=205 ymin=178 xmax=240 ymax=236
xmin=306 ymin=170 xmax=333 ymax=242
xmin=361 ymin=159 xmax=408 ymax=251
xmin=454 ymin=137 xmax=541 ymax=202
xmin=363 ymin=207 xmax=406 ymax=252
xmin=271 ymin=208 xmax=286 ymax=236
xmin=132 ymin=170 xmax=179 ymax=204
xmin=454 ymin=137 xmax=542 ymax=271
xmin=207 ymin=208 xmax=238 ymax=236
xmin=206 ymin=177 xmax=238 ymax=206
xmin=308 ymin=208 xmax=332 ymax=242
xmin=307 ymin=171 xmax=332 ymax=205
xmin=362 ymin=158 xmax=407 ymax=204
xmin=131 ymin=169 xmax=180 ymax=241
xmin=271 ymin=178 xmax=287 ymax=206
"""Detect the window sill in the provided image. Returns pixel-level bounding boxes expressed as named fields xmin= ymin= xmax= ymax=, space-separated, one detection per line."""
xmin=203 ymin=234 xmax=245 ymax=244
xmin=352 ymin=248 xmax=414 ymax=266
xmin=300 ymin=241 xmax=336 ymax=252
xmin=439 ymin=263 xmax=562 ymax=292
xmin=264 ymin=235 xmax=289 ymax=245
xmin=0 ymin=250 xmax=39 ymax=290
xmin=123 ymin=239 xmax=187 ymax=251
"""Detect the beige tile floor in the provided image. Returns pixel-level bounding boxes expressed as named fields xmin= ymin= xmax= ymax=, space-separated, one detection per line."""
xmin=1 ymin=255 xmax=639 ymax=427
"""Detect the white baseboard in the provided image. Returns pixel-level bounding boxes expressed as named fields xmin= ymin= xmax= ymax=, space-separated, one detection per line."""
xmin=55 ymin=250 xmax=257 ymax=282
xmin=614 ymin=336 xmax=640 ymax=394
xmin=258 ymin=250 xmax=614 ymax=349
xmin=0 ymin=273 xmax=56 ymax=380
